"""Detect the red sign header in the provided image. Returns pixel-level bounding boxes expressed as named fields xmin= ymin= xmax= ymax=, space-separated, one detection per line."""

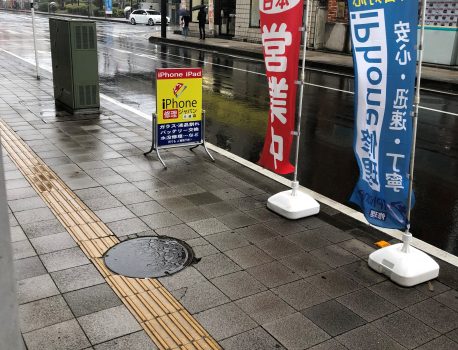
xmin=156 ymin=68 xmax=202 ymax=80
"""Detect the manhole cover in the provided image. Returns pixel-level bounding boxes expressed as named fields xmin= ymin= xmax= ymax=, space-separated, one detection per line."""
xmin=103 ymin=236 xmax=195 ymax=278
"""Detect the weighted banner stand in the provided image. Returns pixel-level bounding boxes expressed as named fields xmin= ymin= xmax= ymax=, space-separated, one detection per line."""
xmin=144 ymin=110 xmax=214 ymax=169
xmin=368 ymin=0 xmax=439 ymax=287
xmin=267 ymin=0 xmax=320 ymax=219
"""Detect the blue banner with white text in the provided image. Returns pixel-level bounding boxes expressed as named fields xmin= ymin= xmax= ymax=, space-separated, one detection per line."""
xmin=348 ymin=0 xmax=418 ymax=229
xmin=105 ymin=0 xmax=112 ymax=14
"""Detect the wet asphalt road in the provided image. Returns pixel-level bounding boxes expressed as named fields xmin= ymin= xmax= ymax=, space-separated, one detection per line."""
xmin=0 ymin=12 xmax=457 ymax=254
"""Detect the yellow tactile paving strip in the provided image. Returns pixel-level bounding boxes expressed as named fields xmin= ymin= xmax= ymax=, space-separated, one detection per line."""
xmin=0 ymin=121 xmax=221 ymax=350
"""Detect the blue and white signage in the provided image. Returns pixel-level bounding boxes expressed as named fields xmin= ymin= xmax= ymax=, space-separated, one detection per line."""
xmin=348 ymin=0 xmax=418 ymax=229
xmin=105 ymin=0 xmax=112 ymax=15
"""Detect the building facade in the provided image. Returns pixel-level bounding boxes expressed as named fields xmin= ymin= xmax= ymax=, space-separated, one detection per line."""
xmin=181 ymin=0 xmax=327 ymax=47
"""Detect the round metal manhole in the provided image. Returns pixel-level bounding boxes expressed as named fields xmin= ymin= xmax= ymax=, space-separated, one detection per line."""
xmin=103 ymin=236 xmax=195 ymax=278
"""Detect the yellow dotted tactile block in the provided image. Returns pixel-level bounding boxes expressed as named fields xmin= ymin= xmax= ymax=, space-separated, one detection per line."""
xmin=0 ymin=121 xmax=221 ymax=350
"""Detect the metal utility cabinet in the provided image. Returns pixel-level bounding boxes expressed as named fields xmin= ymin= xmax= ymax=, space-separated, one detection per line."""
xmin=49 ymin=18 xmax=100 ymax=113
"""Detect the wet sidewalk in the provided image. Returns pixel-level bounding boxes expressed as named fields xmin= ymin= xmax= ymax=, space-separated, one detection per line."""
xmin=1 ymin=50 xmax=458 ymax=350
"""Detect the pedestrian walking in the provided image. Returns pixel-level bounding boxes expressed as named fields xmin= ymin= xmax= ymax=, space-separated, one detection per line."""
xmin=197 ymin=7 xmax=206 ymax=40
xmin=181 ymin=14 xmax=191 ymax=39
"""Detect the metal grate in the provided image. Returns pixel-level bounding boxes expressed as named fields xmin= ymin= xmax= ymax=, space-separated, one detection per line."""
xmin=78 ymin=84 xmax=97 ymax=106
xmin=75 ymin=25 xmax=96 ymax=50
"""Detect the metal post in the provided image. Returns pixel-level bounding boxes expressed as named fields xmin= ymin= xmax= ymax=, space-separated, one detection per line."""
xmin=161 ymin=0 xmax=166 ymax=38
xmin=30 ymin=0 xmax=40 ymax=80
xmin=291 ymin=0 xmax=310 ymax=196
xmin=0 ymin=136 xmax=25 ymax=350
xmin=401 ymin=0 xmax=427 ymax=253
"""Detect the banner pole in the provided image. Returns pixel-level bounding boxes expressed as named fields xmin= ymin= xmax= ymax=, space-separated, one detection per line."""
xmin=265 ymin=0 xmax=320 ymax=219
xmin=291 ymin=0 xmax=310 ymax=196
xmin=402 ymin=0 xmax=427 ymax=253
xmin=368 ymin=0 xmax=438 ymax=287
xmin=30 ymin=0 xmax=40 ymax=80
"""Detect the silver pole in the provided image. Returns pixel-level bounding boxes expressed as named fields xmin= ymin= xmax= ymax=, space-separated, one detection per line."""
xmin=291 ymin=0 xmax=310 ymax=196
xmin=30 ymin=0 xmax=40 ymax=80
xmin=0 ymin=135 xmax=25 ymax=350
xmin=402 ymin=0 xmax=427 ymax=253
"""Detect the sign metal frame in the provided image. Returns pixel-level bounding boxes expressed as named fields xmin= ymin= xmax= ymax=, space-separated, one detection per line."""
xmin=144 ymin=111 xmax=214 ymax=168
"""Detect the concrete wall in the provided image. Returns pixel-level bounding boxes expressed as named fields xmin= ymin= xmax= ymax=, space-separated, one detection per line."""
xmin=324 ymin=21 xmax=349 ymax=52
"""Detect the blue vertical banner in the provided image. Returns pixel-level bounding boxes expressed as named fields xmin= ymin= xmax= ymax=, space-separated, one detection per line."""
xmin=105 ymin=0 xmax=112 ymax=15
xmin=348 ymin=0 xmax=418 ymax=229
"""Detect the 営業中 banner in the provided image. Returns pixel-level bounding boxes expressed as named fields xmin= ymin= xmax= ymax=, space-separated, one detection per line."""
xmin=258 ymin=0 xmax=304 ymax=175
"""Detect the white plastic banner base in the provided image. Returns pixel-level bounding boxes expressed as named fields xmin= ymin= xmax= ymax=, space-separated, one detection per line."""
xmin=368 ymin=243 xmax=439 ymax=287
xmin=267 ymin=190 xmax=320 ymax=220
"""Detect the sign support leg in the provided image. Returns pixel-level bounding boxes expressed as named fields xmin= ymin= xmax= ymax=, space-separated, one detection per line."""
xmin=266 ymin=0 xmax=320 ymax=220
xmin=368 ymin=0 xmax=439 ymax=287
xmin=144 ymin=114 xmax=167 ymax=168
xmin=189 ymin=110 xmax=215 ymax=162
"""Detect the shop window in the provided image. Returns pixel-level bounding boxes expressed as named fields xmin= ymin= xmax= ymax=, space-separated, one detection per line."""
xmin=191 ymin=0 xmax=209 ymax=22
xmin=250 ymin=0 xmax=260 ymax=28
xmin=337 ymin=0 xmax=346 ymax=20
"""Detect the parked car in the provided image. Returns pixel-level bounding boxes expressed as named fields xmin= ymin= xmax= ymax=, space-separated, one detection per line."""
xmin=129 ymin=10 xmax=170 ymax=26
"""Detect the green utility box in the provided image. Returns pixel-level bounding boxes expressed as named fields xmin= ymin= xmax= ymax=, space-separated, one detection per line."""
xmin=49 ymin=18 xmax=100 ymax=113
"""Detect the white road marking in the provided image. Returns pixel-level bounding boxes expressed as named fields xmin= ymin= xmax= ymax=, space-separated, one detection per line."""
xmin=112 ymin=48 xmax=133 ymax=54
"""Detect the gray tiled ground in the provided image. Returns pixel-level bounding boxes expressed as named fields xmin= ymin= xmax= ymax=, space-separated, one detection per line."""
xmin=29 ymin=231 xmax=77 ymax=255
xmin=405 ymin=298 xmax=458 ymax=333
xmin=337 ymin=288 xmax=399 ymax=322
xmin=78 ymin=305 xmax=142 ymax=344
xmin=372 ymin=311 xmax=439 ymax=349
xmin=212 ymin=271 xmax=267 ymax=300
xmin=273 ymin=279 xmax=332 ymax=311
xmin=18 ymin=295 xmax=74 ymax=333
xmin=23 ymin=319 xmax=90 ymax=350
xmin=51 ymin=264 xmax=105 ymax=293
xmin=220 ymin=327 xmax=285 ymax=350
xmin=93 ymin=331 xmax=158 ymax=350
xmin=225 ymin=244 xmax=273 ymax=268
xmin=263 ymin=313 xmax=330 ymax=349
xmin=41 ymin=247 xmax=90 ymax=273
xmin=171 ymin=280 xmax=230 ymax=314
xmin=336 ymin=324 xmax=407 ymax=350
xmin=235 ymin=290 xmax=295 ymax=325
xmin=194 ymin=303 xmax=257 ymax=341
xmin=3 ymin=57 xmax=458 ymax=350
xmin=17 ymin=274 xmax=60 ymax=304
xmin=302 ymin=300 xmax=366 ymax=337
xmin=14 ymin=256 xmax=47 ymax=280
xmin=194 ymin=253 xmax=241 ymax=279
xmin=247 ymin=261 xmax=300 ymax=288
xmin=63 ymin=283 xmax=122 ymax=317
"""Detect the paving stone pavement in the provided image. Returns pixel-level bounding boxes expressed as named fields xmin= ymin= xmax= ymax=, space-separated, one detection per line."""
xmin=1 ymin=51 xmax=458 ymax=350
